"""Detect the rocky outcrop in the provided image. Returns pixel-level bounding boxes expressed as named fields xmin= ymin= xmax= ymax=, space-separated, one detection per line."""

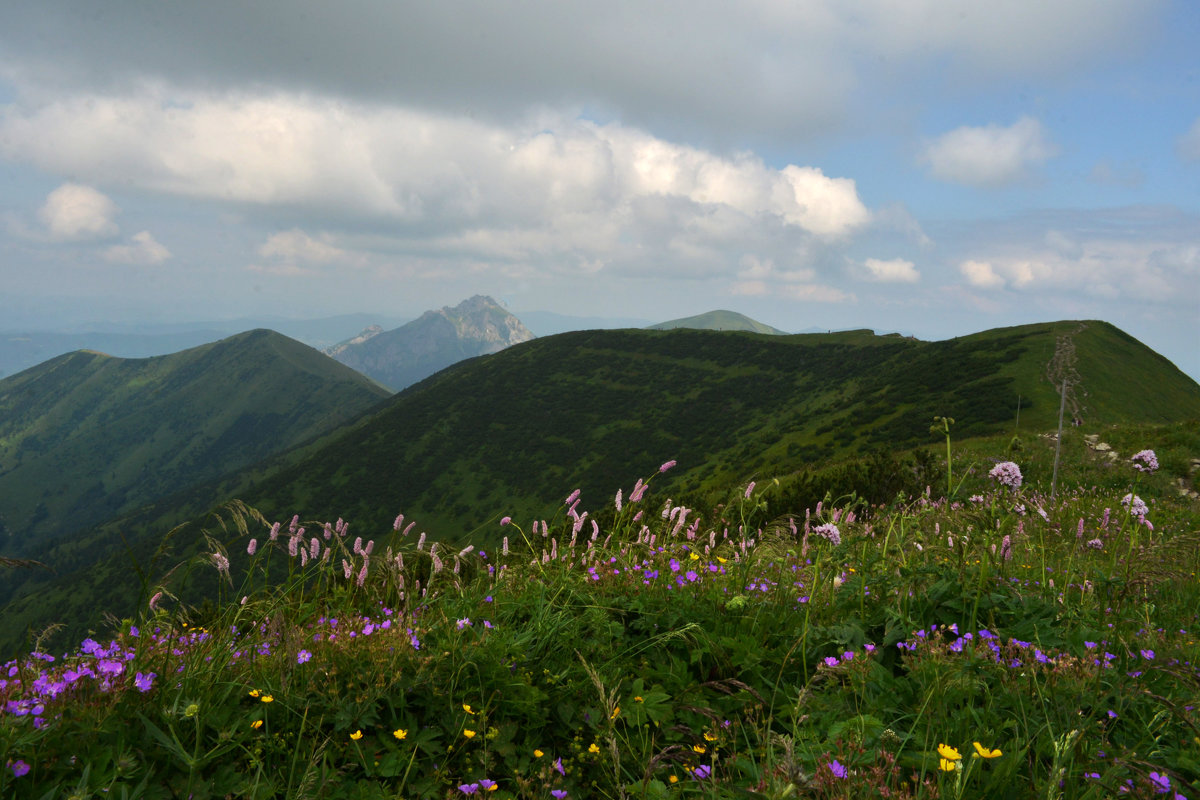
xmin=325 ymin=296 xmax=535 ymax=390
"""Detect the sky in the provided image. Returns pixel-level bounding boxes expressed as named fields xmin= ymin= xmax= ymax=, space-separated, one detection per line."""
xmin=1 ymin=1 xmax=1198 ymax=380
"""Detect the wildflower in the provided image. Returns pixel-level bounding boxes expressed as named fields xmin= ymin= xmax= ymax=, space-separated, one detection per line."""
xmin=972 ymin=742 xmax=1002 ymax=758
xmin=297 ymin=650 xmax=312 ymax=664
xmin=693 ymin=744 xmax=706 ymax=754
xmin=660 ymin=459 xmax=677 ymax=473
xmin=533 ymin=749 xmax=544 ymax=758
xmin=551 ymin=791 xmax=569 ymax=799
xmin=134 ymin=671 xmax=155 ymax=693
xmin=248 ymin=689 xmax=260 ymax=697
xmin=458 ymin=783 xmax=479 ymax=795
xmin=669 ymin=775 xmax=679 ymax=784
xmin=704 ymin=732 xmax=718 ymax=742
xmin=588 ymin=743 xmax=600 ymax=754
xmin=939 ymin=758 xmax=957 ymax=771
xmin=610 ymin=706 xmax=620 ymax=720
xmin=813 ymin=523 xmax=841 ymax=546
xmin=615 ymin=489 xmax=623 ymax=511
xmin=693 ymin=764 xmax=712 ymax=779
xmin=500 ymin=516 xmax=512 ymax=526
xmin=251 ymin=719 xmax=263 ymax=730
xmin=937 ymin=743 xmax=962 ymax=761
xmin=464 ymin=729 xmax=476 ymax=739
xmin=247 ymin=538 xmax=257 ymax=555
xmin=350 ymin=730 xmax=363 ymax=741
xmin=553 ymin=757 xmax=565 ymax=775
xmin=1131 ymin=449 xmax=1159 ymax=473
xmin=828 ymin=759 xmax=848 ymax=779
xmin=457 ymin=618 xmax=472 ymax=630
xmin=261 ymin=695 xmax=274 ymax=703
xmin=1148 ymin=772 xmax=1171 ymax=793
xmin=989 ymin=461 xmax=1023 ymax=489
xmin=1122 ymin=493 xmax=1149 ymax=517
xmin=9 ymin=760 xmax=31 ymax=778
xmin=463 ymin=704 xmax=476 ymax=715
xmin=744 ymin=482 xmax=755 ymax=499
xmin=479 ymin=779 xmax=497 ymax=792
xmin=148 ymin=591 xmax=163 ymax=611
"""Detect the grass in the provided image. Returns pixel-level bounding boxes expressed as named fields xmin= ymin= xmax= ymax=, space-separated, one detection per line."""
xmin=1 ymin=426 xmax=1198 ymax=799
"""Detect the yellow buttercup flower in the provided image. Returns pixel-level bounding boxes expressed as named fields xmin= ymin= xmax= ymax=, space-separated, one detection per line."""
xmin=248 ymin=689 xmax=260 ymax=697
xmin=668 ymin=775 xmax=679 ymax=784
xmin=588 ymin=743 xmax=600 ymax=754
xmin=463 ymin=704 xmax=476 ymax=715
xmin=533 ymin=749 xmax=544 ymax=758
xmin=693 ymin=744 xmax=706 ymax=754
xmin=251 ymin=719 xmax=263 ymax=730
xmin=464 ymin=729 xmax=477 ymax=739
xmin=703 ymin=732 xmax=718 ymax=742
xmin=939 ymin=758 xmax=957 ymax=772
xmin=261 ymin=695 xmax=274 ymax=704
xmin=393 ymin=729 xmax=407 ymax=740
xmin=634 ymin=696 xmax=644 ymax=703
xmin=689 ymin=553 xmax=700 ymax=561
xmin=610 ymin=707 xmax=620 ymax=720
xmin=350 ymin=730 xmax=363 ymax=741
xmin=972 ymin=742 xmax=1002 ymax=759
xmin=937 ymin=743 xmax=962 ymax=761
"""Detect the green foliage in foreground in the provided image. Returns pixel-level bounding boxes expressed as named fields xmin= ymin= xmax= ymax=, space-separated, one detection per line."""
xmin=2 ymin=430 xmax=1198 ymax=799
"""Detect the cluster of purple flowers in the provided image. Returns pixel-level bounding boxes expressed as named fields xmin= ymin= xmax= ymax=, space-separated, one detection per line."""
xmin=813 ymin=523 xmax=841 ymax=546
xmin=1122 ymin=493 xmax=1149 ymax=517
xmin=1130 ymin=449 xmax=1159 ymax=473
xmin=988 ymin=461 xmax=1023 ymax=489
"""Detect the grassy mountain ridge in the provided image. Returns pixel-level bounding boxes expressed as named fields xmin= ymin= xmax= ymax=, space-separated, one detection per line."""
xmin=0 ymin=329 xmax=392 ymax=556
xmin=1 ymin=318 xmax=1197 ymax=652
xmin=646 ymin=309 xmax=790 ymax=334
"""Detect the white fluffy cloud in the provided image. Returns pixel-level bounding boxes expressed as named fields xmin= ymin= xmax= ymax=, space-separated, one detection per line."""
xmin=38 ymin=182 xmax=118 ymax=240
xmin=1179 ymin=118 xmax=1200 ymax=161
xmin=0 ymin=88 xmax=871 ymax=287
xmin=104 ymin=231 xmax=171 ymax=265
xmin=958 ymin=236 xmax=1199 ymax=305
xmin=862 ymin=257 xmax=919 ymax=283
xmin=922 ymin=117 xmax=1056 ymax=186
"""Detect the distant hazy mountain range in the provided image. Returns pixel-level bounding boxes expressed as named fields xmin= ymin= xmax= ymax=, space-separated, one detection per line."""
xmin=325 ymin=295 xmax=536 ymax=391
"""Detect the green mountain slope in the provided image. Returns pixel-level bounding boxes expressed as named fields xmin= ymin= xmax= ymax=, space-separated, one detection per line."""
xmin=0 ymin=329 xmax=391 ymax=555
xmin=3 ymin=319 xmax=1198 ymax=652
xmin=647 ymin=309 xmax=789 ymax=334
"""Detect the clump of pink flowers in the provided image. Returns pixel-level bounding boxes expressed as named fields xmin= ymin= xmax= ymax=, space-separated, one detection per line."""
xmin=1130 ymin=449 xmax=1158 ymax=473
xmin=988 ymin=461 xmax=1023 ymax=489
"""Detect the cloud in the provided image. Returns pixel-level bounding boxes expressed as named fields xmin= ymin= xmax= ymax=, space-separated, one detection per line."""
xmin=0 ymin=87 xmax=871 ymax=287
xmin=37 ymin=182 xmax=118 ymax=240
xmin=259 ymin=229 xmax=347 ymax=264
xmin=922 ymin=117 xmax=1056 ymax=186
xmin=960 ymin=260 xmax=1006 ymax=289
xmin=1179 ymin=118 xmax=1200 ymax=162
xmin=0 ymin=2 xmax=1158 ymax=145
xmin=104 ymin=231 xmax=171 ymax=265
xmin=862 ymin=257 xmax=919 ymax=283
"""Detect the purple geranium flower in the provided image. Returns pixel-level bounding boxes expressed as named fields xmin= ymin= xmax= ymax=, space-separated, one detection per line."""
xmin=828 ymin=759 xmax=847 ymax=779
xmin=134 ymin=671 xmax=155 ymax=693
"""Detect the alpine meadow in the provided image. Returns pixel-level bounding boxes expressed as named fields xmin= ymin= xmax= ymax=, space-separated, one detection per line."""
xmin=1 ymin=317 xmax=1199 ymax=799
